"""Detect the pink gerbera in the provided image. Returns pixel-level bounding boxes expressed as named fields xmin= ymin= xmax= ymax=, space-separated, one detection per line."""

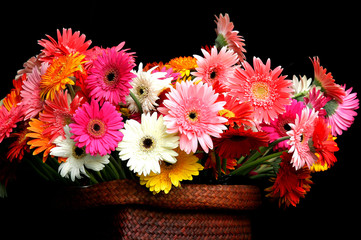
xmin=287 ymin=107 xmax=319 ymax=170
xmin=40 ymin=90 xmax=84 ymax=142
xmin=326 ymin=85 xmax=359 ymax=136
xmin=70 ymin=99 xmax=124 ymax=156
xmin=0 ymin=105 xmax=24 ymax=143
xmin=20 ymin=62 xmax=49 ymax=120
xmin=226 ymin=57 xmax=293 ymax=124
xmin=215 ymin=13 xmax=246 ymax=62
xmin=193 ymin=46 xmax=238 ymax=89
xmin=304 ymin=87 xmax=329 ymax=118
xmin=86 ymin=48 xmax=136 ymax=105
xmin=158 ymin=81 xmax=227 ymax=154
xmin=262 ymin=99 xmax=305 ymax=150
xmin=38 ymin=28 xmax=92 ymax=62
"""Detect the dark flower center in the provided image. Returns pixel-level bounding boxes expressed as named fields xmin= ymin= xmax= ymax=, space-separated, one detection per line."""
xmin=142 ymin=138 xmax=153 ymax=149
xmin=283 ymin=123 xmax=291 ymax=131
xmin=210 ymin=71 xmax=217 ymax=79
xmin=87 ymin=119 xmax=107 ymax=138
xmin=189 ymin=112 xmax=197 ymax=119
xmin=72 ymin=146 xmax=86 ymax=159
xmin=230 ymin=135 xmax=247 ymax=142
xmin=107 ymin=72 xmax=116 ymax=82
xmin=93 ymin=123 xmax=101 ymax=132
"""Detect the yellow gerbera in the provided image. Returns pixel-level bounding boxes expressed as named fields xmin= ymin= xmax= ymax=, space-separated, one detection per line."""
xmin=139 ymin=148 xmax=203 ymax=194
xmin=166 ymin=56 xmax=197 ymax=79
xmin=40 ymin=53 xmax=86 ymax=100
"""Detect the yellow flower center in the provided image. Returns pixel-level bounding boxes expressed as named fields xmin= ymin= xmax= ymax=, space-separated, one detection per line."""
xmin=251 ymin=82 xmax=269 ymax=100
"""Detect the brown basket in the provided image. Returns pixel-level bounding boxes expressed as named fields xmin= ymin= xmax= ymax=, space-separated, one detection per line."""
xmin=60 ymin=179 xmax=262 ymax=239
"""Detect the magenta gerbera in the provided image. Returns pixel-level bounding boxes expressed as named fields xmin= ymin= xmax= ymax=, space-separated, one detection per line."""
xmin=69 ymin=99 xmax=124 ymax=156
xmin=226 ymin=57 xmax=293 ymax=124
xmin=158 ymin=81 xmax=227 ymax=154
xmin=193 ymin=46 xmax=238 ymax=88
xmin=287 ymin=107 xmax=319 ymax=170
xmin=86 ymin=47 xmax=136 ymax=105
xmin=326 ymin=85 xmax=359 ymax=136
xmin=262 ymin=99 xmax=305 ymax=150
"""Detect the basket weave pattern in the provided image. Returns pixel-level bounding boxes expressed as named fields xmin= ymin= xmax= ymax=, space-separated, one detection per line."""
xmin=61 ymin=179 xmax=261 ymax=239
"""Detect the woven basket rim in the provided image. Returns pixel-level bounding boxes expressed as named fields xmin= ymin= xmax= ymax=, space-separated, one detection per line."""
xmin=59 ymin=179 xmax=262 ymax=211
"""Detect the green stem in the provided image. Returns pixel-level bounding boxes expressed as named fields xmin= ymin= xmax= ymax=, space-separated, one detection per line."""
xmin=215 ymin=152 xmax=222 ymax=179
xmin=110 ymin=154 xmax=127 ymax=179
xmin=129 ymin=91 xmax=143 ymax=114
xmin=67 ymin=83 xmax=76 ymax=99
xmin=230 ymin=151 xmax=285 ymax=176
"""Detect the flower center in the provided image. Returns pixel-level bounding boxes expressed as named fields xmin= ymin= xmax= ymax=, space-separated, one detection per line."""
xmin=136 ymin=85 xmax=149 ymax=100
xmin=230 ymin=135 xmax=247 ymax=142
xmin=104 ymin=69 xmax=118 ymax=86
xmin=210 ymin=71 xmax=217 ymax=79
xmin=251 ymin=82 xmax=269 ymax=100
xmin=87 ymin=119 xmax=107 ymax=138
xmin=140 ymin=136 xmax=156 ymax=151
xmin=72 ymin=145 xmax=86 ymax=159
xmin=283 ymin=123 xmax=291 ymax=131
xmin=187 ymin=111 xmax=199 ymax=122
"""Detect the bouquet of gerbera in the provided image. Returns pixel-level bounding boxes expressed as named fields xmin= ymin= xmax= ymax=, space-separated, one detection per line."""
xmin=0 ymin=14 xmax=358 ymax=207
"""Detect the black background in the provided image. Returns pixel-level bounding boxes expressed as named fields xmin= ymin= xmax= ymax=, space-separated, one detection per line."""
xmin=1 ymin=1 xmax=360 ymax=239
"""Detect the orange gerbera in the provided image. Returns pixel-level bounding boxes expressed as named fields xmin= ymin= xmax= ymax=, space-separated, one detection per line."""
xmin=2 ymin=75 xmax=26 ymax=111
xmin=40 ymin=53 xmax=86 ymax=100
xmin=311 ymin=57 xmax=345 ymax=103
xmin=166 ymin=56 xmax=197 ymax=79
xmin=26 ymin=118 xmax=55 ymax=162
xmin=266 ymin=152 xmax=313 ymax=207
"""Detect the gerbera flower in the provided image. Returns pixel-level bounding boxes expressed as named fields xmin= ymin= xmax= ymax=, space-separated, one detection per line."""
xmin=266 ymin=152 xmax=313 ymax=207
xmin=158 ymin=81 xmax=227 ymax=154
xmin=193 ymin=46 xmax=238 ymax=88
xmin=214 ymin=126 xmax=269 ymax=159
xmin=261 ymin=100 xmax=305 ymax=150
xmin=325 ymin=85 xmax=359 ymax=136
xmin=126 ymin=63 xmax=172 ymax=113
xmin=311 ymin=117 xmax=338 ymax=168
xmin=15 ymin=55 xmax=42 ymax=80
xmin=69 ymin=99 xmax=124 ymax=156
xmin=291 ymin=75 xmax=312 ymax=99
xmin=26 ymin=118 xmax=55 ymax=162
xmin=139 ymin=148 xmax=203 ymax=194
xmin=219 ymin=95 xmax=254 ymax=128
xmin=311 ymin=57 xmax=346 ymax=103
xmin=40 ymin=53 xmax=86 ymax=100
xmin=86 ymin=47 xmax=136 ymax=105
xmin=117 ymin=112 xmax=179 ymax=176
xmin=0 ymin=105 xmax=24 ymax=143
xmin=304 ymin=87 xmax=329 ymax=118
xmin=203 ymin=150 xmax=237 ymax=179
xmin=38 ymin=28 xmax=92 ymax=62
xmin=20 ymin=62 xmax=49 ymax=120
xmin=226 ymin=57 xmax=293 ymax=124
xmin=287 ymin=107 xmax=319 ymax=170
xmin=3 ymin=76 xmax=25 ymax=111
xmin=214 ymin=13 xmax=246 ymax=62
xmin=51 ymin=125 xmax=110 ymax=181
xmin=6 ymin=124 xmax=30 ymax=162
xmin=166 ymin=56 xmax=198 ymax=79
xmin=39 ymin=90 xmax=83 ymax=142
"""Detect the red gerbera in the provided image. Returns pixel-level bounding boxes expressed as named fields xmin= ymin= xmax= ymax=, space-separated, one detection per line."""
xmin=219 ymin=95 xmax=254 ymax=128
xmin=39 ymin=90 xmax=84 ymax=142
xmin=7 ymin=123 xmax=30 ymax=162
xmin=38 ymin=28 xmax=92 ymax=62
xmin=214 ymin=126 xmax=269 ymax=159
xmin=311 ymin=57 xmax=346 ymax=103
xmin=311 ymin=117 xmax=339 ymax=167
xmin=266 ymin=152 xmax=313 ymax=207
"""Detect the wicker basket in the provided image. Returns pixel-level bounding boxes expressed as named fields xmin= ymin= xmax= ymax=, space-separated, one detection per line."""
xmin=60 ymin=179 xmax=261 ymax=239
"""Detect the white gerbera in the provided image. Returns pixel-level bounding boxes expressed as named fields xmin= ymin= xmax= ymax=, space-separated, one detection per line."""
xmin=126 ymin=63 xmax=172 ymax=113
xmin=292 ymin=75 xmax=312 ymax=97
xmin=50 ymin=125 xmax=110 ymax=181
xmin=117 ymin=112 xmax=179 ymax=176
